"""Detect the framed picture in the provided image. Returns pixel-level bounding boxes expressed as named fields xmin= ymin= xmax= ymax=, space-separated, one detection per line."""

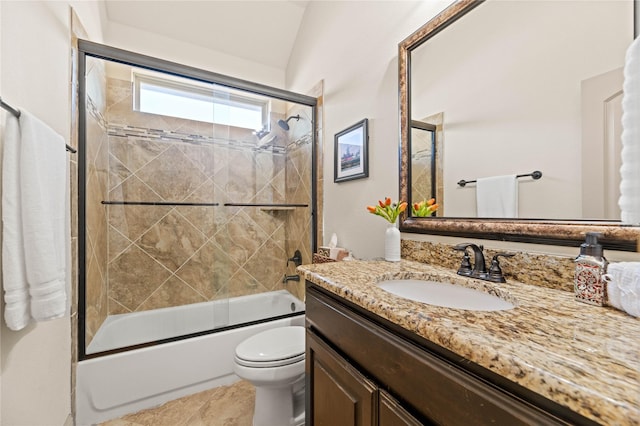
xmin=334 ymin=118 xmax=369 ymax=182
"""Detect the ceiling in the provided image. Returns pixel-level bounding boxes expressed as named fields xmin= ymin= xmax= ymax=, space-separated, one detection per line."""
xmin=103 ymin=1 xmax=309 ymax=69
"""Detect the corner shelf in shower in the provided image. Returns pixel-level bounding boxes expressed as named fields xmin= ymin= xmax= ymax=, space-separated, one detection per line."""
xmin=224 ymin=203 xmax=309 ymax=212
xmin=260 ymin=207 xmax=295 ymax=212
xmin=101 ymin=201 xmax=220 ymax=206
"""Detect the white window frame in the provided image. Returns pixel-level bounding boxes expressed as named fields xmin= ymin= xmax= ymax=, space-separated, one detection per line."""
xmin=132 ymin=70 xmax=270 ymax=130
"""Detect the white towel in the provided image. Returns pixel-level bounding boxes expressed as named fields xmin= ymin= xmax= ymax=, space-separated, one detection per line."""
xmin=476 ymin=174 xmax=518 ymax=218
xmin=2 ymin=109 xmax=70 ymax=330
xmin=619 ymin=36 xmax=640 ymax=225
xmin=605 ymin=262 xmax=640 ymax=318
xmin=2 ymin=113 xmax=30 ymax=330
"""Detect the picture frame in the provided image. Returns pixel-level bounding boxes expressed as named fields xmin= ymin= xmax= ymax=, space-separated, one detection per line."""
xmin=334 ymin=118 xmax=369 ymax=182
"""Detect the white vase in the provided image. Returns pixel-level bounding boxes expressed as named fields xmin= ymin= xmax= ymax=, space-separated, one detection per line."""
xmin=384 ymin=224 xmax=401 ymax=262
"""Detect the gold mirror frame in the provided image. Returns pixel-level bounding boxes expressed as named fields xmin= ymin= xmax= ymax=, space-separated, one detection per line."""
xmin=398 ymin=0 xmax=640 ymax=251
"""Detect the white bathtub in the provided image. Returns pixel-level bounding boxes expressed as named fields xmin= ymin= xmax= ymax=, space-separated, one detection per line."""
xmin=76 ymin=290 xmax=305 ymax=425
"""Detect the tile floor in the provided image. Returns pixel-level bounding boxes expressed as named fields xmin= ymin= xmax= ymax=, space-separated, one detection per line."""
xmin=99 ymin=380 xmax=255 ymax=426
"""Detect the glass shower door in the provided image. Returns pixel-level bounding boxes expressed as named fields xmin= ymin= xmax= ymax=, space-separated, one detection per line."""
xmin=82 ymin=57 xmax=229 ymax=355
xmin=79 ymin=43 xmax=315 ymax=358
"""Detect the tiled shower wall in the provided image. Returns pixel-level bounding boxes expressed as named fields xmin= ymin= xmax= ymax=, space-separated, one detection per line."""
xmin=84 ymin=57 xmax=109 ymax=344
xmin=85 ymin=76 xmax=312 ymax=326
xmin=410 ymin=127 xmax=433 ymax=204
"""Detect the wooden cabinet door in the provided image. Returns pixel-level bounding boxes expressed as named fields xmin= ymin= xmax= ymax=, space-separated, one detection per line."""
xmin=306 ymin=330 xmax=377 ymax=426
xmin=379 ymin=390 xmax=425 ymax=426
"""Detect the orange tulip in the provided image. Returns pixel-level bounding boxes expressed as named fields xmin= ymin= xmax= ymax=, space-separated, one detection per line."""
xmin=367 ymin=197 xmax=409 ymax=223
xmin=427 ymin=198 xmax=435 ymax=206
xmin=431 ymin=203 xmax=439 ymax=210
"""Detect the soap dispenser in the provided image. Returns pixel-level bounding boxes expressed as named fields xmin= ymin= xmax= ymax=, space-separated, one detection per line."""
xmin=574 ymin=232 xmax=608 ymax=306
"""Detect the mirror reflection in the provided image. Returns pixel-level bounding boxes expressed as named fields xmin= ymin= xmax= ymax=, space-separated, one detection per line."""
xmin=408 ymin=0 xmax=633 ymax=220
xmin=410 ymin=114 xmax=444 ymax=216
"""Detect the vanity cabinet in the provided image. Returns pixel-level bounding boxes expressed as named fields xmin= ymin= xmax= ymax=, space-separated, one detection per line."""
xmin=305 ymin=282 xmax=593 ymax=426
xmin=307 ymin=330 xmax=422 ymax=426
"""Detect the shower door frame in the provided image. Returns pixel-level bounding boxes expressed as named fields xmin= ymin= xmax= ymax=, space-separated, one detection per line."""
xmin=77 ymin=40 xmax=318 ymax=360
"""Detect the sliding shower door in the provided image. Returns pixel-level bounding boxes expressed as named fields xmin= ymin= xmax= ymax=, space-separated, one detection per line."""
xmin=79 ymin=41 xmax=316 ymax=358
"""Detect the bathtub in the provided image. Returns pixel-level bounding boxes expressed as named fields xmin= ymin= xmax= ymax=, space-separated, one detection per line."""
xmin=76 ymin=290 xmax=305 ymax=426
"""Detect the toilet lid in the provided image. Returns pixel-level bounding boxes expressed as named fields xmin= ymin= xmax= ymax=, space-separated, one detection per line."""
xmin=235 ymin=326 xmax=305 ymax=367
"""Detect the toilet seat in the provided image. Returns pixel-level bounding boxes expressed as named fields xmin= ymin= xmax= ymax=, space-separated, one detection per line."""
xmin=235 ymin=326 xmax=305 ymax=368
xmin=235 ymin=352 xmax=304 ymax=368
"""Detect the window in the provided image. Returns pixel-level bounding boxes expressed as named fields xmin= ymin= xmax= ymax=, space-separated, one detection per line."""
xmin=132 ymin=70 xmax=269 ymax=130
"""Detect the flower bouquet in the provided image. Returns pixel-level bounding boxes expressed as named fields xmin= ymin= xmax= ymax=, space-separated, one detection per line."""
xmin=366 ymin=197 xmax=408 ymax=223
xmin=412 ymin=198 xmax=439 ymax=217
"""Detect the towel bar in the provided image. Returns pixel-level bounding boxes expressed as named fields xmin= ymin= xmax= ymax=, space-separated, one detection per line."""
xmin=1 ymin=96 xmax=77 ymax=153
xmin=457 ymin=170 xmax=542 ymax=187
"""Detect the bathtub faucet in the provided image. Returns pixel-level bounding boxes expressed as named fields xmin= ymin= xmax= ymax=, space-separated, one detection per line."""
xmin=282 ymin=274 xmax=300 ymax=284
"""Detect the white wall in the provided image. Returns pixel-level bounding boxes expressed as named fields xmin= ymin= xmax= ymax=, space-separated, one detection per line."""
xmin=286 ymin=1 xmax=453 ymax=259
xmin=0 ymin=2 xmax=103 ymax=424
xmin=105 ymin=21 xmax=286 ymax=89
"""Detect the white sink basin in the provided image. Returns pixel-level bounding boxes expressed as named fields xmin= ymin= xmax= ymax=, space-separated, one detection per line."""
xmin=377 ymin=279 xmax=515 ymax=311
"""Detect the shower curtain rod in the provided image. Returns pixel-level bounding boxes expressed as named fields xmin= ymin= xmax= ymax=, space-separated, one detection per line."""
xmin=1 ymin=96 xmax=77 ymax=154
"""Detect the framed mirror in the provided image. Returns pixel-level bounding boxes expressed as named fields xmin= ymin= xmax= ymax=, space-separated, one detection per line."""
xmin=399 ymin=0 xmax=640 ymax=251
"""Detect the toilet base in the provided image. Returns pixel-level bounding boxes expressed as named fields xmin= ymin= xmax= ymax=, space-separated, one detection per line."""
xmin=292 ymin=383 xmax=305 ymax=426
xmin=252 ymin=377 xmax=305 ymax=426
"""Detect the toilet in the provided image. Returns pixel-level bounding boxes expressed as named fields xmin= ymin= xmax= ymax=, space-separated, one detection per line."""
xmin=233 ymin=326 xmax=306 ymax=426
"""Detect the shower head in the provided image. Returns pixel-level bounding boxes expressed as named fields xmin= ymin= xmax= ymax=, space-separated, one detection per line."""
xmin=277 ymin=114 xmax=301 ymax=131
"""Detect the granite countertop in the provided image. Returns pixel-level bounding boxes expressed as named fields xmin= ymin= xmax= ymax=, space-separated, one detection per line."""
xmin=297 ymin=259 xmax=640 ymax=426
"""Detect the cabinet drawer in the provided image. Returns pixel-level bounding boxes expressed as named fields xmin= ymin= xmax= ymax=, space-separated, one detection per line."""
xmin=306 ymin=285 xmax=568 ymax=426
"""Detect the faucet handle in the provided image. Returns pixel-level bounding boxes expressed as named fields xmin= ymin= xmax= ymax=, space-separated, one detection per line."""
xmin=488 ymin=253 xmax=515 ymax=283
xmin=287 ymin=250 xmax=302 ymax=267
xmin=457 ymin=251 xmax=473 ymax=276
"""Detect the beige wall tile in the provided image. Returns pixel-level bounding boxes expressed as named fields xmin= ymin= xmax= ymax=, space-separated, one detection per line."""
xmin=244 ymin=238 xmax=287 ymax=290
xmin=136 ymin=146 xmax=208 ymax=201
xmin=137 ymin=210 xmax=206 ymax=272
xmin=137 ymin=276 xmax=207 ymax=311
xmin=108 ymin=245 xmax=172 ymax=311
xmin=175 ymin=241 xmax=231 ymax=300
xmin=212 ymin=211 xmax=269 ymax=267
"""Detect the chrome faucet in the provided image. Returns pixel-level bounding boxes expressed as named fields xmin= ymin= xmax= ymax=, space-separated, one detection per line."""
xmin=453 ymin=243 xmax=515 ymax=283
